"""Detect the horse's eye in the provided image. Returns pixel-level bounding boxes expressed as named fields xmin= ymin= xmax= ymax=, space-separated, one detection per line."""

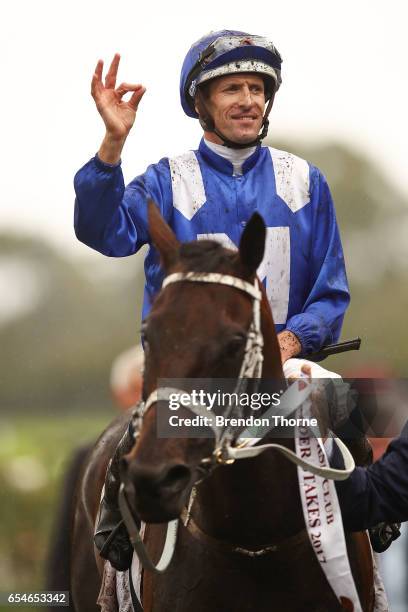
xmin=224 ymin=334 xmax=246 ymax=359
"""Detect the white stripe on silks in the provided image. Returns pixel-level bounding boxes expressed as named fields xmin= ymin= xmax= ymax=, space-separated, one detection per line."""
xmin=295 ymin=395 xmax=363 ymax=612
xmin=257 ymin=227 xmax=290 ymax=325
xmin=269 ymin=148 xmax=310 ymax=213
xmin=169 ymin=152 xmax=206 ymax=220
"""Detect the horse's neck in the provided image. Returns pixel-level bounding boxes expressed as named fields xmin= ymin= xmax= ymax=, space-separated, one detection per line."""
xmin=194 ymin=447 xmax=304 ymax=546
xmin=192 ymin=290 xmax=304 ymax=545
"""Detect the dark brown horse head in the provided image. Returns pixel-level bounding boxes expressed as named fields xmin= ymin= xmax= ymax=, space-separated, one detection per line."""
xmin=121 ymin=201 xmax=282 ymax=522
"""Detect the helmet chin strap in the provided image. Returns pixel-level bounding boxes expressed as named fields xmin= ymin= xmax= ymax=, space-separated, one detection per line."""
xmin=196 ymin=90 xmax=275 ymax=150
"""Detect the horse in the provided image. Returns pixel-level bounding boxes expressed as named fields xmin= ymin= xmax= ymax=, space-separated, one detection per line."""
xmin=70 ymin=202 xmax=375 ymax=612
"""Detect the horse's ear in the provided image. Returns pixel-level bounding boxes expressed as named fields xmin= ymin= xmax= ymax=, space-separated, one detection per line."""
xmin=148 ymin=199 xmax=180 ymax=270
xmin=239 ymin=213 xmax=266 ymax=274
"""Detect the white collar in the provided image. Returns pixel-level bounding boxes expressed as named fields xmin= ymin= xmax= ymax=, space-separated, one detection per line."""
xmin=204 ymin=138 xmax=256 ymax=176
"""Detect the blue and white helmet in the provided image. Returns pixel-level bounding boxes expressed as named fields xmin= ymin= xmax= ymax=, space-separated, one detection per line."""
xmin=180 ymin=30 xmax=283 ymax=119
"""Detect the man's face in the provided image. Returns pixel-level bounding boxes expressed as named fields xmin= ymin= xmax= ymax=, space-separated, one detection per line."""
xmin=199 ymin=73 xmax=266 ymax=145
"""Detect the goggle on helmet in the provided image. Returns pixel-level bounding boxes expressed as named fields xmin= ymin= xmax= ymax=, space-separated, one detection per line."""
xmin=180 ymin=31 xmax=283 ymax=119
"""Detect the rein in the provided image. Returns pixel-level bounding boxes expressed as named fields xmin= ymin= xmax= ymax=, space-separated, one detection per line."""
xmin=119 ymin=270 xmax=355 ymax=574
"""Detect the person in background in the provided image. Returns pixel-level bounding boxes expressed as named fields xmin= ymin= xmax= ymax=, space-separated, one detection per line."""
xmin=110 ymin=345 xmax=144 ymax=410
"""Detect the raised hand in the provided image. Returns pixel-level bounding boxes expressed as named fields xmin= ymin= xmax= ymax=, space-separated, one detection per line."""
xmin=92 ymin=54 xmax=146 ymax=163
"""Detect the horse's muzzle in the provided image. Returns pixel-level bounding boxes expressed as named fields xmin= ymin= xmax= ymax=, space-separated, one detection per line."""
xmin=120 ymin=457 xmax=193 ymax=522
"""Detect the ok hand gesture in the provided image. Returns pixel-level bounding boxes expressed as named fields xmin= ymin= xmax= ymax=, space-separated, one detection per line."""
xmin=92 ymin=54 xmax=146 ymax=143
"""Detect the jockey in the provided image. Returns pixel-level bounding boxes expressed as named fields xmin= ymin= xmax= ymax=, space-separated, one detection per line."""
xmin=74 ymin=30 xmax=351 ymax=571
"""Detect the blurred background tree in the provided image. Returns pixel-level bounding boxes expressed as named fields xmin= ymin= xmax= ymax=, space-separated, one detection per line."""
xmin=0 ymin=238 xmax=146 ymax=415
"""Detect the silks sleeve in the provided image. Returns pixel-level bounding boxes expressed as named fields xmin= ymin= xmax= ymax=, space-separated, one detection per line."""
xmin=286 ymin=169 xmax=350 ymax=354
xmin=73 ymin=154 xmax=171 ymax=256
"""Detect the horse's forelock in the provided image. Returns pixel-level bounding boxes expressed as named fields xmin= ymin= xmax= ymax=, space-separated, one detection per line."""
xmin=178 ymin=241 xmax=237 ymax=273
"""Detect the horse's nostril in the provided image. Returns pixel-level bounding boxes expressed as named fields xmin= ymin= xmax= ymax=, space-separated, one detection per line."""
xmin=126 ymin=461 xmax=192 ymax=499
xmin=160 ymin=464 xmax=191 ymax=492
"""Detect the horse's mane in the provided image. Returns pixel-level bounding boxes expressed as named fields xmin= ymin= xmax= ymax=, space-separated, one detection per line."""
xmin=178 ymin=241 xmax=236 ymax=273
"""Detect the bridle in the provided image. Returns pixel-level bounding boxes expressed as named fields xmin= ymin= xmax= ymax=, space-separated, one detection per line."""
xmin=118 ymin=270 xmax=355 ymax=574
xmin=132 ymin=271 xmax=264 ymax=468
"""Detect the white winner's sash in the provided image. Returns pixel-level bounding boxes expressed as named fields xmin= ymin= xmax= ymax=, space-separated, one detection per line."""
xmin=295 ymin=395 xmax=362 ymax=612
